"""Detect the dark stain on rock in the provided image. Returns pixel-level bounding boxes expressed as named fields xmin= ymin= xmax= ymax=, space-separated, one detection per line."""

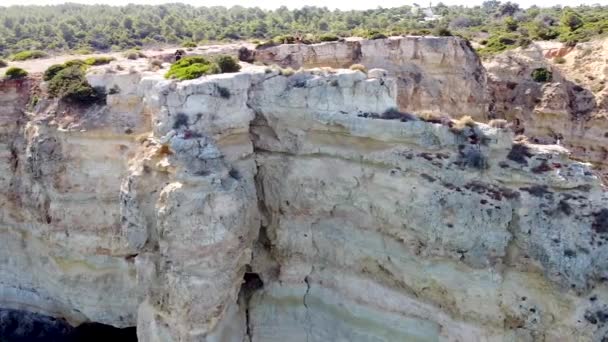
xmin=420 ymin=173 xmax=436 ymax=182
xmin=520 ymin=185 xmax=552 ymax=198
xmin=558 ymin=200 xmax=573 ymax=216
xmin=532 ymin=160 xmax=552 ymax=173
xmin=507 ymin=143 xmax=533 ymax=165
xmin=592 ymin=209 xmax=608 ymax=234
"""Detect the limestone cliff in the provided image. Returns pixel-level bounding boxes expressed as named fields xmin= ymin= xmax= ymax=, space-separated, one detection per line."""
xmin=250 ymin=37 xmax=490 ymax=120
xmin=484 ymin=39 xmax=608 ymax=183
xmin=1 ymin=39 xmax=608 ymax=342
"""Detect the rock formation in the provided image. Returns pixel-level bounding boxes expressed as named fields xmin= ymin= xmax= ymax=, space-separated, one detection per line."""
xmin=250 ymin=37 xmax=490 ymax=120
xmin=1 ymin=37 xmax=607 ymax=342
xmin=484 ymin=39 xmax=608 ymax=182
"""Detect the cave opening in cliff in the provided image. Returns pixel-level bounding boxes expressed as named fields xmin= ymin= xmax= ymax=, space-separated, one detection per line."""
xmin=69 ymin=322 xmax=137 ymax=342
xmin=0 ymin=308 xmax=137 ymax=342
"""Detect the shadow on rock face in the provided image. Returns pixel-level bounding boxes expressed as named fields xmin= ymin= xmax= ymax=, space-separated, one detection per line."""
xmin=0 ymin=308 xmax=137 ymax=342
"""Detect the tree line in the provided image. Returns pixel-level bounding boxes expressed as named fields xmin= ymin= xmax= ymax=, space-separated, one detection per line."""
xmin=0 ymin=2 xmax=606 ymax=57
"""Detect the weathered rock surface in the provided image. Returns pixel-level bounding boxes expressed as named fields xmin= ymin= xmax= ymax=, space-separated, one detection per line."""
xmin=484 ymin=39 xmax=608 ymax=182
xmin=1 ymin=38 xmax=607 ymax=342
xmin=251 ymin=37 xmax=490 ymax=120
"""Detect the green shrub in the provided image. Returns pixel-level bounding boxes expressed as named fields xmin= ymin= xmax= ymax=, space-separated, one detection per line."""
xmin=433 ymin=27 xmax=453 ymax=37
xmin=215 ymin=55 xmax=241 ymax=73
xmin=165 ymin=56 xmax=221 ymax=80
xmin=4 ymin=67 xmax=28 ymax=79
xmin=0 ymin=60 xmax=7 ymax=67
xmin=44 ymin=64 xmax=67 ymax=81
xmin=182 ymin=41 xmax=197 ymax=48
xmin=47 ymin=65 xmax=102 ymax=103
xmin=531 ymin=68 xmax=552 ymax=82
xmin=366 ymin=30 xmax=387 ymax=40
xmin=44 ymin=59 xmax=89 ymax=81
xmin=273 ymin=35 xmax=296 ymax=44
xmin=477 ymin=33 xmax=519 ymax=56
xmin=84 ymin=56 xmax=115 ymax=65
xmin=10 ymin=50 xmax=47 ymax=61
xmin=318 ymin=34 xmax=340 ymax=42
xmin=64 ymin=59 xmax=86 ymax=67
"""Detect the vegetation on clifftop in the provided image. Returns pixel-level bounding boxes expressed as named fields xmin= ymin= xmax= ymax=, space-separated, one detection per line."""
xmin=4 ymin=67 xmax=28 ymax=79
xmin=0 ymin=2 xmax=606 ymax=57
xmin=165 ymin=55 xmax=240 ymax=80
xmin=44 ymin=61 xmax=104 ymax=104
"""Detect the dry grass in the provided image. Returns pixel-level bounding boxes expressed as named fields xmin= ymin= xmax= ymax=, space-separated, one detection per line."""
xmin=489 ymin=119 xmax=511 ymax=129
xmin=349 ymin=64 xmax=367 ymax=73
xmin=452 ymin=115 xmax=476 ymax=131
xmin=514 ymin=134 xmax=529 ymax=143
xmin=417 ymin=112 xmax=452 ymax=125
xmin=148 ymin=59 xmax=164 ymax=71
xmin=279 ymin=67 xmax=295 ymax=76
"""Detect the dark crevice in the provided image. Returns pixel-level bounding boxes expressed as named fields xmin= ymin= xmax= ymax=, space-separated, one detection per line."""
xmin=0 ymin=308 xmax=137 ymax=342
xmin=239 ymin=272 xmax=264 ymax=342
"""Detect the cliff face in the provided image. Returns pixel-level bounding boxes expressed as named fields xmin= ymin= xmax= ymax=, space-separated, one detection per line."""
xmin=1 ymin=38 xmax=608 ymax=342
xmin=251 ymin=37 xmax=490 ymax=120
xmin=484 ymin=39 xmax=608 ymax=182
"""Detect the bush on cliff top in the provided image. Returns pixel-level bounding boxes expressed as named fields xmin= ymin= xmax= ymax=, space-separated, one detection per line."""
xmin=4 ymin=67 xmax=28 ymax=80
xmin=165 ymin=56 xmax=220 ymax=80
xmin=165 ymin=55 xmax=240 ymax=81
xmin=10 ymin=50 xmax=48 ymax=61
xmin=215 ymin=55 xmax=241 ymax=73
xmin=84 ymin=56 xmax=115 ymax=66
xmin=47 ymin=65 xmax=104 ymax=104
xmin=318 ymin=34 xmax=340 ymax=42
xmin=44 ymin=64 xmax=68 ymax=81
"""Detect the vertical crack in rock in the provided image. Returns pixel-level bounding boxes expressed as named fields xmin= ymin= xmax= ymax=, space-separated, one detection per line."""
xmin=240 ymin=272 xmax=264 ymax=342
xmin=302 ymin=222 xmax=320 ymax=342
xmin=303 ymin=274 xmax=312 ymax=342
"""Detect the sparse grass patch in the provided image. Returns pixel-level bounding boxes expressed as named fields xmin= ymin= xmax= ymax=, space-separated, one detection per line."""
xmin=148 ymin=59 xmax=164 ymax=71
xmin=73 ymin=47 xmax=93 ymax=55
xmin=124 ymin=50 xmax=146 ymax=60
xmin=489 ymin=119 xmax=510 ymax=129
xmin=553 ymin=56 xmax=566 ymax=64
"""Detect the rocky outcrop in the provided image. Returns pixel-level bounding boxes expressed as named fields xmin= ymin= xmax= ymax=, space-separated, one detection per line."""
xmin=1 ymin=41 xmax=607 ymax=342
xmin=484 ymin=39 xmax=608 ymax=182
xmin=251 ymin=37 xmax=490 ymax=120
